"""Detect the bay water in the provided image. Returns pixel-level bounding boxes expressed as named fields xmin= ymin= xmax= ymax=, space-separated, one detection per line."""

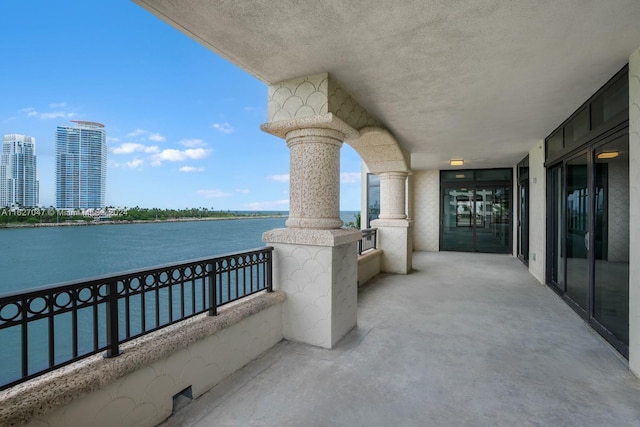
xmin=0 ymin=212 xmax=359 ymax=386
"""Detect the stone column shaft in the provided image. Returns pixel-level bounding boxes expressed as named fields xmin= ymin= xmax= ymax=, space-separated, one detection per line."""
xmin=378 ymin=171 xmax=408 ymax=219
xmin=285 ymin=128 xmax=343 ymax=229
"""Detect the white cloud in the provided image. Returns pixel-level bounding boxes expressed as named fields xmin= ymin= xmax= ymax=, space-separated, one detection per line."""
xmin=49 ymin=102 xmax=67 ymax=108
xmin=126 ymin=129 xmax=166 ymax=142
xmin=111 ymin=143 xmax=159 ymax=155
xmin=179 ymin=138 xmax=207 ymax=148
xmin=106 ymin=136 xmax=120 ymax=144
xmin=340 ymin=172 xmax=361 ymax=184
xmin=244 ymin=200 xmax=289 ymax=211
xmin=150 ymin=148 xmax=210 ymax=166
xmin=236 ymin=189 xmax=250 ymax=194
xmin=126 ymin=159 xmax=144 ymax=169
xmin=148 ymin=133 xmax=166 ymax=142
xmin=21 ymin=107 xmax=77 ymax=120
xmin=127 ymin=128 xmax=146 ymax=137
xmin=212 ymin=122 xmax=234 ymax=134
xmin=197 ymin=189 xmax=232 ymax=198
xmin=269 ymin=174 xmax=290 ymax=183
xmin=179 ymin=166 xmax=204 ymax=173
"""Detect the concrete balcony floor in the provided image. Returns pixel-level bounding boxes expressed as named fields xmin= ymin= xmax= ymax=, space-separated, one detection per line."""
xmin=161 ymin=252 xmax=640 ymax=427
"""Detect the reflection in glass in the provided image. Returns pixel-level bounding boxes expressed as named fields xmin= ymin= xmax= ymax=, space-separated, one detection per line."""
xmin=594 ymin=136 xmax=629 ymax=344
xmin=565 ymin=154 xmax=589 ymax=310
xmin=441 ymin=188 xmax=475 ymax=251
xmin=518 ymin=183 xmax=529 ymax=261
xmin=551 ymin=167 xmax=565 ymax=291
xmin=366 ymin=174 xmax=380 ymax=228
xmin=475 ymin=186 xmax=511 ymax=253
xmin=441 ymin=187 xmax=511 ymax=253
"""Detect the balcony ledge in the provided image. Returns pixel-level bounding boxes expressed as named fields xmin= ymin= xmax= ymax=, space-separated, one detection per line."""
xmin=0 ymin=290 xmax=286 ymax=426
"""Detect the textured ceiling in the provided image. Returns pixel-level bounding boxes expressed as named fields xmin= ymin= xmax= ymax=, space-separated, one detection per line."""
xmin=133 ymin=0 xmax=640 ymax=170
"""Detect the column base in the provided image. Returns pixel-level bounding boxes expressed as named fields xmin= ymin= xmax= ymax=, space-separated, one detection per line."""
xmin=263 ymin=228 xmax=361 ymax=348
xmin=370 ymin=218 xmax=414 ymax=274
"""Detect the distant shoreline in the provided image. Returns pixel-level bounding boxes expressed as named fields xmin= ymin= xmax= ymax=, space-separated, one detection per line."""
xmin=0 ymin=215 xmax=286 ymax=229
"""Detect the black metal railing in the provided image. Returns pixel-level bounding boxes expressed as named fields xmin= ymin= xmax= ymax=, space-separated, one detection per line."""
xmin=0 ymin=247 xmax=273 ymax=391
xmin=358 ymin=228 xmax=377 ymax=255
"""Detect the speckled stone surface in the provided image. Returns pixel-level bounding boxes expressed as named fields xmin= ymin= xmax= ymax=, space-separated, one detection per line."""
xmin=378 ymin=171 xmax=408 ymax=219
xmin=349 ymin=126 xmax=410 ymax=173
xmin=0 ymin=291 xmax=286 ymax=427
xmin=285 ymin=127 xmax=344 ymax=229
xmin=263 ymin=227 xmax=361 ymax=247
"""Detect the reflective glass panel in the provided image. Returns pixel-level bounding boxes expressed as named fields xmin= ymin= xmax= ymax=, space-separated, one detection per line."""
xmin=441 ymin=188 xmax=475 ymax=251
xmin=565 ymin=154 xmax=589 ymax=310
xmin=594 ymin=135 xmax=629 ymax=344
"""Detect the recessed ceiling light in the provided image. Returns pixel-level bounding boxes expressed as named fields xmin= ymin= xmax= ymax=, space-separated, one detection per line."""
xmin=597 ymin=151 xmax=619 ymax=159
xmin=450 ymin=159 xmax=464 ymax=166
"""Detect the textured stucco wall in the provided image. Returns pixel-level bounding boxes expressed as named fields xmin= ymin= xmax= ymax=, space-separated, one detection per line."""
xmin=411 ymin=170 xmax=440 ymax=251
xmin=528 ymin=141 xmax=546 ymax=284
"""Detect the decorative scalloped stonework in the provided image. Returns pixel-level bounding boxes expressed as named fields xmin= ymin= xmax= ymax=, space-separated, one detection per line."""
xmin=267 ymin=74 xmax=329 ymax=122
xmin=327 ymin=78 xmax=379 ymax=131
xmin=370 ymin=219 xmax=413 ymax=274
xmin=412 ymin=170 xmax=440 ymax=251
xmin=268 ymin=238 xmax=358 ymax=348
xmin=266 ymin=73 xmax=378 ymax=133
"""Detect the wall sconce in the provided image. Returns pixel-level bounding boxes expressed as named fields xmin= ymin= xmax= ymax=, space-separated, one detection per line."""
xmin=596 ymin=151 xmax=619 ymax=159
xmin=449 ymin=159 xmax=464 ymax=166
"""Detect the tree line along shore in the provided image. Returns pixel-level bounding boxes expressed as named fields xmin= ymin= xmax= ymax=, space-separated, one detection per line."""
xmin=0 ymin=207 xmax=285 ymax=228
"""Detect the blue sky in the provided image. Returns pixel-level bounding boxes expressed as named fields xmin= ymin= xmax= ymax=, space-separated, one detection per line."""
xmin=0 ymin=0 xmax=362 ymax=211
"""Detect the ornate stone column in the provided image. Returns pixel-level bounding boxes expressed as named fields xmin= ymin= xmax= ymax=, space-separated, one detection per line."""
xmin=371 ymin=171 xmax=414 ymax=274
xmin=378 ymin=171 xmax=408 ymax=220
xmin=260 ymin=73 xmax=377 ymax=348
xmin=263 ymin=127 xmax=361 ymax=348
xmin=285 ymin=128 xmax=343 ymax=229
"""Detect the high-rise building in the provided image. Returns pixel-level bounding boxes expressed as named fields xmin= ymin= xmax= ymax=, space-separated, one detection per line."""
xmin=0 ymin=134 xmax=39 ymax=208
xmin=55 ymin=120 xmax=106 ymax=209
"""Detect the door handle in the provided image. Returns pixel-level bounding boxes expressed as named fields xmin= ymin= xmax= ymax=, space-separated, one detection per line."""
xmin=584 ymin=231 xmax=589 ymax=251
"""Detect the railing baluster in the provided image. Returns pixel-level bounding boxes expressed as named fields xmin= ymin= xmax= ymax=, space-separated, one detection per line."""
xmin=105 ymin=281 xmax=119 ymax=358
xmin=208 ymin=262 xmax=217 ymax=316
xmin=48 ymin=295 xmax=55 ymax=368
xmin=267 ymin=248 xmax=273 ymax=292
xmin=92 ymin=287 xmax=99 ymax=351
xmin=21 ymin=297 xmax=28 ymax=378
xmin=72 ymin=298 xmax=78 ymax=358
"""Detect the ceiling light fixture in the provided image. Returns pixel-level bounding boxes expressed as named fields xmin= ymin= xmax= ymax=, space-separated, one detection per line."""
xmin=597 ymin=151 xmax=619 ymax=160
xmin=450 ymin=159 xmax=464 ymax=166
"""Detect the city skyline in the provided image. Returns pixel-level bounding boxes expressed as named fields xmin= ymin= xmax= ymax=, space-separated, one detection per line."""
xmin=0 ymin=1 xmax=362 ymax=211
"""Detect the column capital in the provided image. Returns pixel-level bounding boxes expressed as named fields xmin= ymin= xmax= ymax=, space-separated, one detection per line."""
xmin=285 ymin=128 xmax=344 ymax=148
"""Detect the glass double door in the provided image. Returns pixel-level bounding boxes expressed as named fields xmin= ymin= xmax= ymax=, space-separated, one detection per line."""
xmin=441 ymin=185 xmax=511 ymax=253
xmin=549 ymin=132 xmax=629 ymax=354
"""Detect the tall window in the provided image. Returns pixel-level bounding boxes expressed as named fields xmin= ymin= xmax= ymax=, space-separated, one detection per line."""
xmin=366 ymin=173 xmax=380 ymax=228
